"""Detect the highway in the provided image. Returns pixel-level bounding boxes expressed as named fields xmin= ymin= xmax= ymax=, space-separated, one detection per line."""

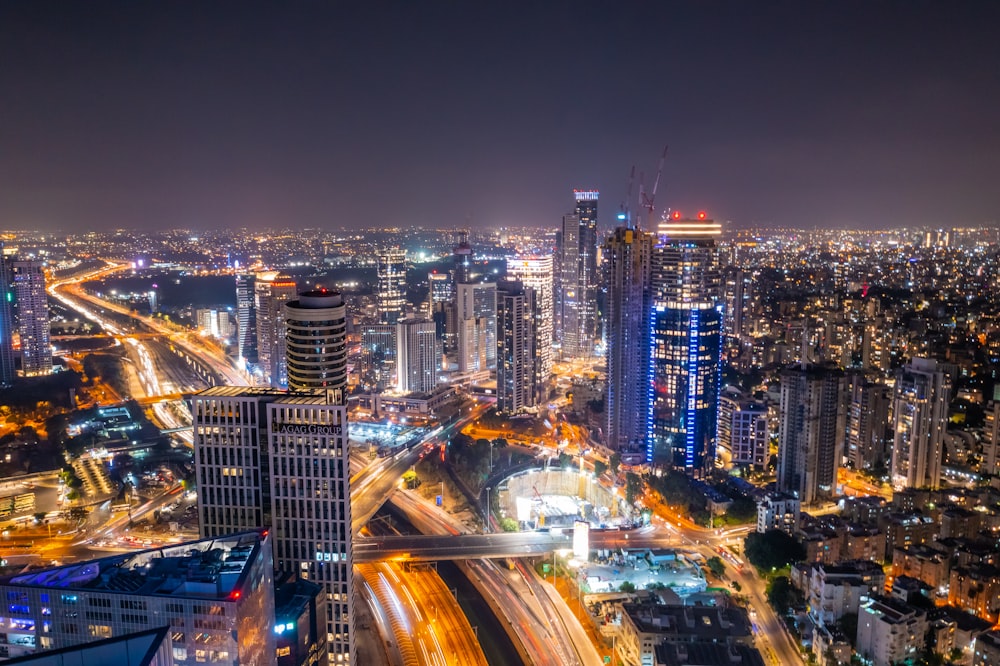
xmin=390 ymin=490 xmax=601 ymax=666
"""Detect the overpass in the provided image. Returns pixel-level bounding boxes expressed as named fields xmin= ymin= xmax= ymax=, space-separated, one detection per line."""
xmin=351 ymin=528 xmax=681 ymax=563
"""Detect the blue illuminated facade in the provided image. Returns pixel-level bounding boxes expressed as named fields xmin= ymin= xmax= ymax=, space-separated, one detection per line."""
xmin=648 ymin=217 xmax=723 ymax=472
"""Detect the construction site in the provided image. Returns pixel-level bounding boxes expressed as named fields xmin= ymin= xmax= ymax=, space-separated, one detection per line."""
xmin=496 ymin=468 xmax=635 ymax=531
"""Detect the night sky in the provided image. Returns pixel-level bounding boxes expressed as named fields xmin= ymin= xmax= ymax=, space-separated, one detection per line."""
xmin=2 ymin=1 xmax=999 ymax=232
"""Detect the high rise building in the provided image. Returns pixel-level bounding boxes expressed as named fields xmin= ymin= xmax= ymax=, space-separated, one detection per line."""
xmin=890 ymin=358 xmax=950 ymax=490
xmin=284 ymin=290 xmax=348 ymax=392
xmin=649 ymin=214 xmax=723 ymax=471
xmin=236 ymin=273 xmax=257 ymax=369
xmin=719 ymin=390 xmax=769 ymax=470
xmin=455 ymin=281 xmax=496 ymax=376
xmin=254 ymin=273 xmax=297 ymax=387
xmin=426 ymin=271 xmax=452 ymax=359
xmin=12 ymin=260 xmax=51 ymax=377
xmin=496 ymin=280 xmax=540 ymax=415
xmin=507 ymin=254 xmax=554 ymax=380
xmin=395 ymin=317 xmax=438 ymax=394
xmin=556 ymin=190 xmax=599 ymax=358
xmin=359 ymin=324 xmax=397 ymax=392
xmin=376 ymin=248 xmax=407 ymax=325
xmin=452 ymin=235 xmax=473 ymax=285
xmin=845 ymin=372 xmax=891 ymax=472
xmin=193 ymin=386 xmax=352 ymax=662
xmin=0 ymin=531 xmax=275 ymax=665
xmin=777 ymin=362 xmax=847 ymax=504
xmin=0 ymin=249 xmax=15 ymax=386
xmin=603 ymin=226 xmax=654 ymax=458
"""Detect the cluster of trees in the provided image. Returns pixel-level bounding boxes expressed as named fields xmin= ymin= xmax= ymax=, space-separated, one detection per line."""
xmin=744 ymin=529 xmax=806 ymax=572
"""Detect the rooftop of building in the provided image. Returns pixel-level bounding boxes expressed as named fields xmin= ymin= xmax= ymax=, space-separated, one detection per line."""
xmin=2 ymin=531 xmax=266 ymax=601
xmin=195 ymin=386 xmax=340 ymax=405
xmin=622 ymin=601 xmax=752 ymax=641
xmin=654 ymin=641 xmax=765 ymax=666
xmin=928 ymin=605 xmax=995 ymax=633
xmin=3 ymin=626 xmax=170 ymax=665
xmin=274 ymin=572 xmax=323 ymax=624
xmin=860 ymin=595 xmax=926 ymax=624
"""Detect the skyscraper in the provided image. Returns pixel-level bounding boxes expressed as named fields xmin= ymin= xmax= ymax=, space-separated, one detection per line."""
xmin=455 ymin=281 xmax=496 ymax=377
xmin=0 ymin=249 xmax=15 ymax=386
xmin=557 ymin=190 xmax=599 ymax=358
xmin=496 ymin=280 xmax=540 ymax=415
xmin=845 ymin=372 xmax=891 ymax=473
xmin=376 ymin=248 xmax=407 ymax=325
xmin=235 ymin=273 xmax=257 ymax=369
xmin=603 ymin=225 xmax=654 ymax=459
xmin=193 ymin=386 xmax=352 ymax=662
xmin=284 ymin=289 xmax=348 ymax=391
xmin=890 ymin=357 xmax=950 ymax=490
xmin=507 ymin=254 xmax=554 ymax=380
xmin=254 ymin=272 xmax=297 ymax=387
xmin=396 ymin=317 xmax=438 ymax=394
xmin=12 ymin=260 xmax=52 ymax=377
xmin=359 ymin=324 xmax=397 ymax=392
xmin=777 ymin=362 xmax=847 ymax=504
xmin=649 ymin=214 xmax=723 ymax=471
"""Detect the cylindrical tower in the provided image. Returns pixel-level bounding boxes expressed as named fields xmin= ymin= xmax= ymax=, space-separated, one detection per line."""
xmin=283 ymin=289 xmax=348 ymax=391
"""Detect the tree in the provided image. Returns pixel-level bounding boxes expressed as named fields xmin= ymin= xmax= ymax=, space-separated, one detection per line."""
xmin=707 ymin=556 xmax=726 ymax=578
xmin=744 ymin=530 xmax=806 ymax=572
xmin=593 ymin=460 xmax=608 ymax=477
xmin=619 ymin=581 xmax=636 ymax=593
xmin=766 ymin=575 xmax=796 ymax=615
xmin=609 ymin=453 xmax=621 ymax=475
xmin=625 ymin=472 xmax=642 ymax=504
xmin=500 ymin=517 xmax=518 ymax=532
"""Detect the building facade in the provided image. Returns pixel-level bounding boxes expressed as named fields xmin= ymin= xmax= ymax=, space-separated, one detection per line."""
xmin=283 ymin=290 xmax=348 ymax=392
xmin=395 ymin=317 xmax=438 ymax=394
xmin=506 ymin=254 xmax=554 ymax=379
xmin=235 ymin=273 xmax=257 ymax=370
xmin=891 ymin=357 xmax=950 ymax=490
xmin=649 ymin=215 xmax=723 ymax=471
xmin=777 ymin=363 xmax=846 ymax=505
xmin=254 ymin=272 xmax=298 ymax=388
xmin=0 ymin=532 xmax=275 ymax=665
xmin=496 ymin=280 xmax=539 ymax=415
xmin=192 ymin=387 xmax=352 ymax=663
xmin=12 ymin=260 xmax=51 ymax=377
xmin=0 ymin=250 xmax=15 ymax=386
xmin=602 ymin=226 xmax=653 ymax=459
xmin=376 ymin=248 xmax=407 ymax=325
xmin=359 ymin=324 xmax=397 ymax=393
xmin=845 ymin=372 xmax=891 ymax=473
xmin=557 ymin=190 xmax=598 ymax=358
xmin=455 ymin=281 xmax=496 ymax=376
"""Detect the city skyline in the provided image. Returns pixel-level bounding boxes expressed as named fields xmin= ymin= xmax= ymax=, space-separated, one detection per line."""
xmin=1 ymin=3 xmax=999 ymax=232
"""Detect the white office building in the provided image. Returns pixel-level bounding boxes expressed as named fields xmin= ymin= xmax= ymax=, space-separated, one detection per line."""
xmin=506 ymin=254 xmax=554 ymax=379
xmin=396 ymin=317 xmax=438 ymax=394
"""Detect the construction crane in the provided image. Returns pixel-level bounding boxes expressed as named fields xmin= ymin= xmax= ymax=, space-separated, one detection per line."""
xmin=639 ymin=145 xmax=668 ymax=230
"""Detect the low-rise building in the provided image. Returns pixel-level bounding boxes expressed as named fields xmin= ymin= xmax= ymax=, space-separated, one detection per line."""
xmin=618 ymin=601 xmax=753 ymax=666
xmin=974 ymin=630 xmax=1000 ymax=666
xmin=756 ymin=492 xmax=800 ymax=535
xmin=802 ymin=561 xmax=886 ymax=627
xmin=856 ymin=596 xmax=928 ymax=666
xmin=0 ymin=531 xmax=274 ymax=664
xmin=949 ymin=564 xmax=1000 ymax=623
xmin=892 ymin=544 xmax=951 ymax=590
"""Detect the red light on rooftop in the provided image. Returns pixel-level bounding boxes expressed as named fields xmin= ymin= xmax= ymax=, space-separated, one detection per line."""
xmin=231 ymin=590 xmax=241 ymax=600
xmin=697 ymin=211 xmax=706 ymax=219
xmin=672 ymin=211 xmax=681 ymax=220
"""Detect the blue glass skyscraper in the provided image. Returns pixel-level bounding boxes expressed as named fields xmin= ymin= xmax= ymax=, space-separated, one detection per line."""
xmin=649 ymin=213 xmax=723 ymax=472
